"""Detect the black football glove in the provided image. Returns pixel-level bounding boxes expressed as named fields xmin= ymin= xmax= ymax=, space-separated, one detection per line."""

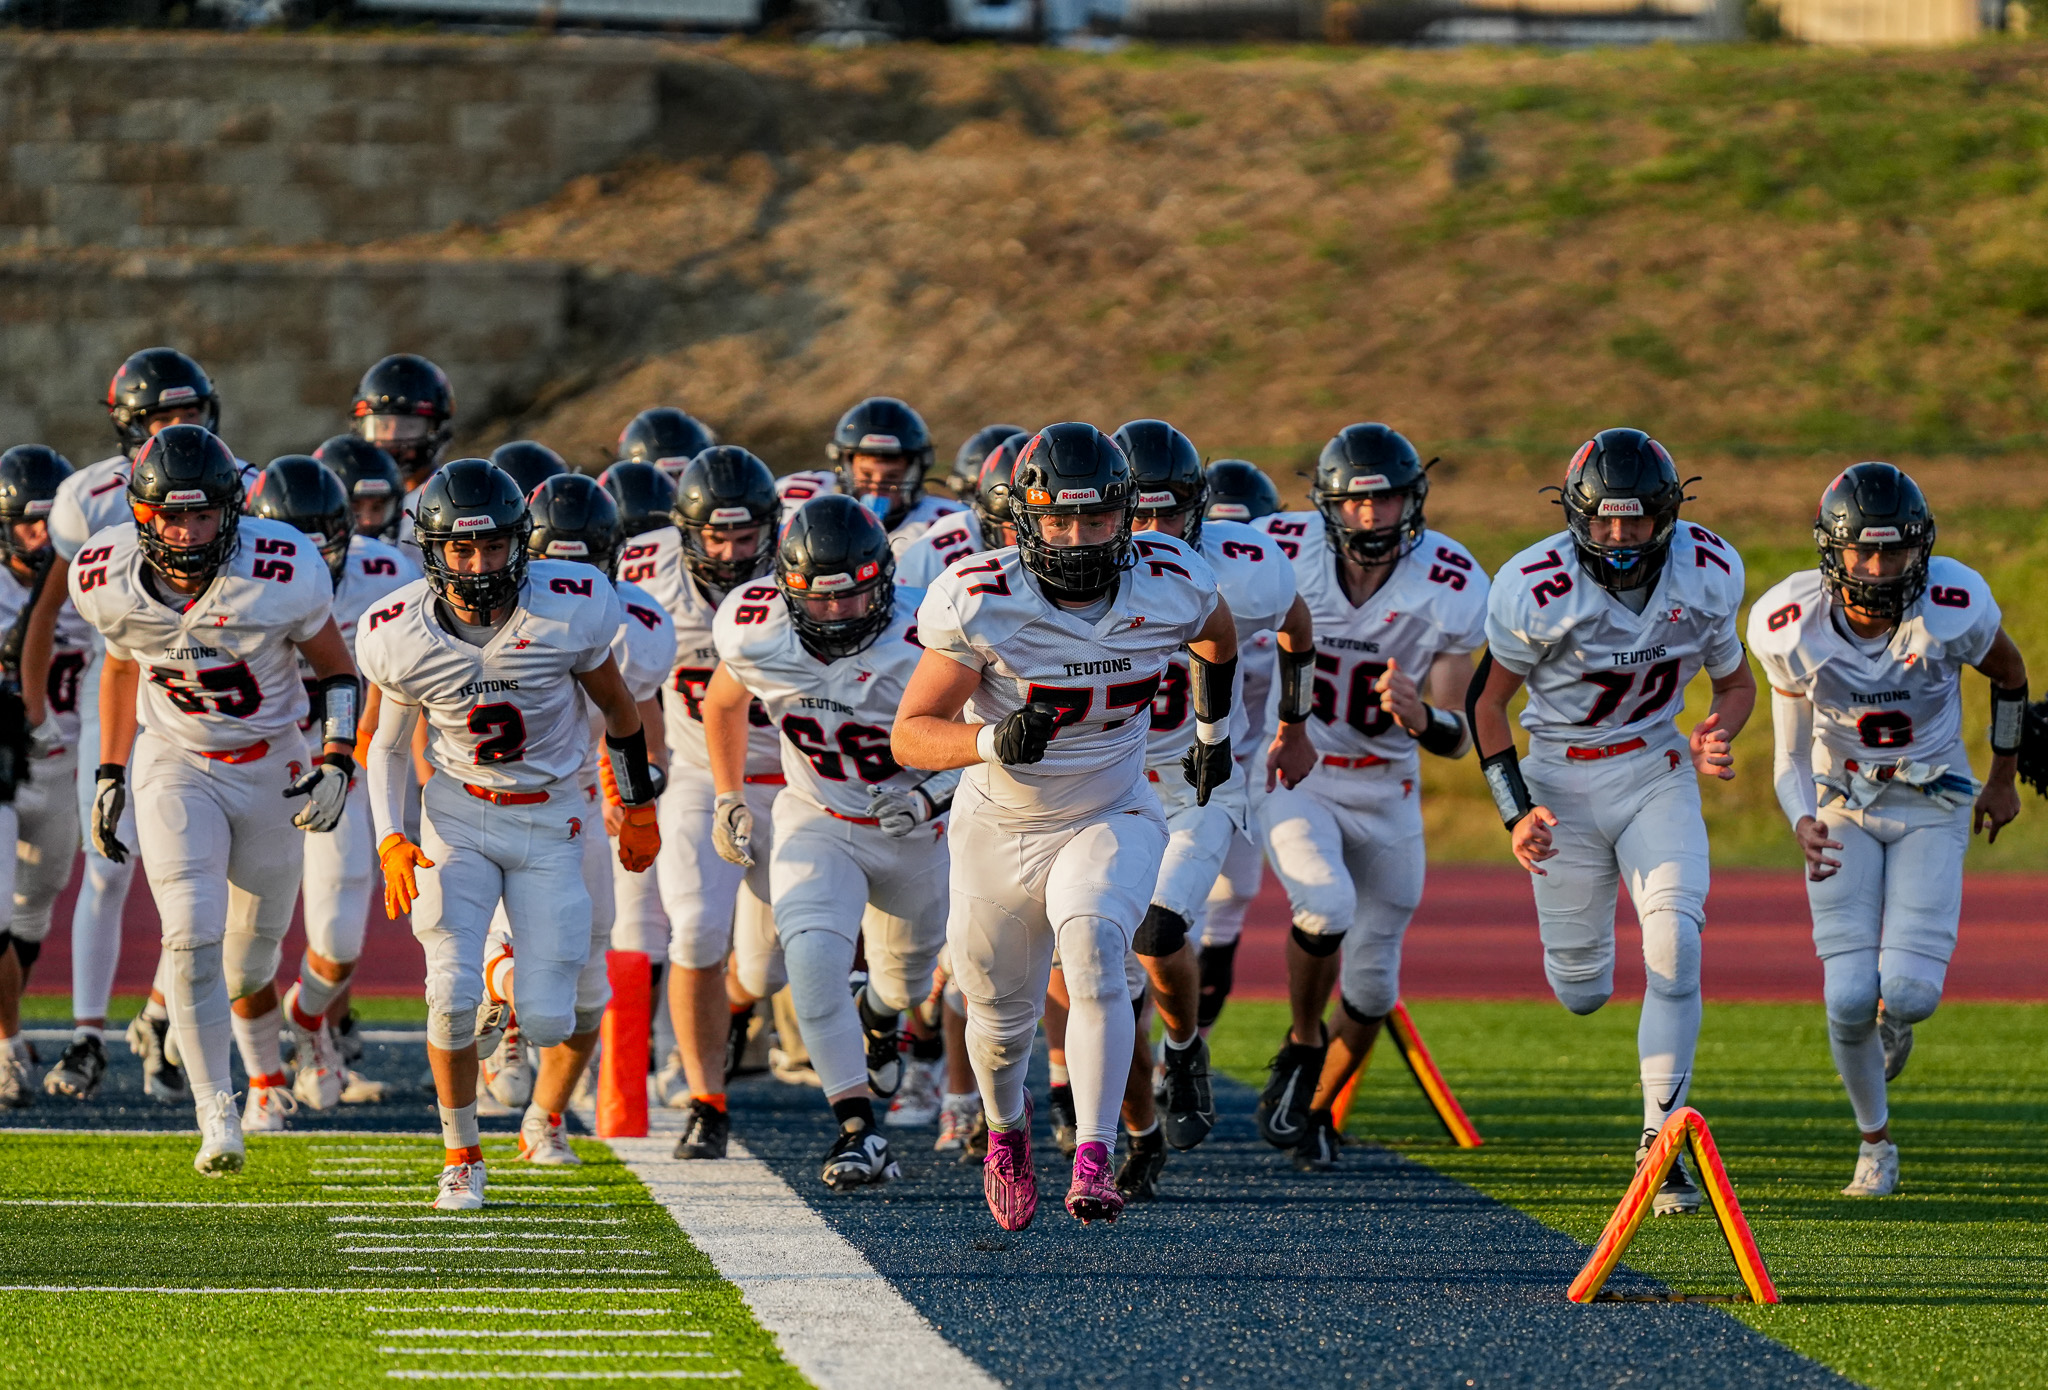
xmin=992 ymin=701 xmax=1061 ymax=766
xmin=2019 ymin=698 xmax=2048 ymax=798
xmin=1183 ymin=735 xmax=1233 ymax=807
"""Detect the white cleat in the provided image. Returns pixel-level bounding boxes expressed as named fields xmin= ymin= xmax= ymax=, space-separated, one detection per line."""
xmin=888 ymin=1058 xmax=945 ymax=1128
xmin=483 ymin=1024 xmax=534 ymax=1109
xmin=655 ymin=1047 xmax=693 ymax=1110
xmin=935 ymin=1093 xmax=981 ymax=1153
xmin=1842 ymin=1139 xmax=1900 ymax=1197
xmin=431 ymin=1161 xmax=487 ymax=1211
xmin=194 ymin=1093 xmax=246 ymax=1177
xmin=518 ymin=1110 xmax=582 ymax=1166
xmin=243 ymin=1082 xmax=298 ymax=1134
xmin=338 ymin=1069 xmax=388 ymax=1104
xmin=284 ymin=987 xmax=344 ymax=1111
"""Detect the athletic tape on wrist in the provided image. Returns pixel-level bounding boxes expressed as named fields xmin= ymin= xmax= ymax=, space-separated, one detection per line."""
xmin=1277 ymin=646 xmax=1315 ymax=724
xmin=316 ymin=674 xmax=359 ymax=750
xmin=1190 ymin=652 xmax=1238 ymax=725
xmin=1992 ymin=683 xmax=2028 ymax=755
xmin=1195 ymin=718 xmax=1227 ymax=747
xmin=975 ymin=722 xmax=999 ymax=764
xmin=1480 ymin=747 xmax=1534 ymax=828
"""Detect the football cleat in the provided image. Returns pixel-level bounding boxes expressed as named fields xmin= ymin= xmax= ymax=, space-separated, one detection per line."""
xmin=194 ymin=1092 xmax=246 ymax=1177
xmin=431 ymin=1161 xmax=487 ymax=1211
xmin=1878 ymin=1002 xmax=1914 ymax=1083
xmin=821 ymin=1123 xmax=900 ymax=1191
xmin=723 ymin=1009 xmax=752 ymax=1084
xmin=963 ymin=1105 xmax=990 ymax=1163
xmin=0 ymin=1046 xmax=32 ymax=1109
xmin=1159 ymin=1035 xmax=1217 ymax=1151
xmin=1048 ymin=1083 xmax=1079 ymax=1159
xmin=1115 ymin=1126 xmax=1167 ymax=1203
xmin=283 ymin=986 xmax=344 ymax=1111
xmin=983 ymin=1106 xmax=1038 ymax=1231
xmin=768 ymin=1044 xmax=819 ymax=1088
xmin=1065 ymin=1140 xmax=1124 ymax=1225
xmin=1637 ymin=1128 xmax=1703 ymax=1216
xmin=43 ymin=1033 xmax=108 ymax=1100
xmin=332 ymin=1007 xmax=366 ymax=1066
xmin=483 ymin=1023 xmax=534 ymax=1108
xmin=888 ymin=1058 xmax=944 ymax=1128
xmin=125 ymin=1013 xmax=188 ymax=1104
xmin=472 ymin=998 xmax=509 ymax=1061
xmin=935 ymin=1093 xmax=981 ymax=1153
xmin=1255 ymin=1033 xmax=1326 ymax=1149
xmin=519 ymin=1110 xmax=582 ymax=1165
xmin=857 ymin=991 xmax=904 ymax=1099
xmin=338 ymin=1069 xmax=388 ymax=1104
xmin=244 ymin=1082 xmax=298 ymax=1134
xmin=1292 ymin=1109 xmax=1341 ymax=1173
xmin=674 ymin=1099 xmax=729 ymax=1161
xmin=1841 ymin=1139 xmax=1900 ymax=1198
xmin=655 ymin=1047 xmax=693 ymax=1109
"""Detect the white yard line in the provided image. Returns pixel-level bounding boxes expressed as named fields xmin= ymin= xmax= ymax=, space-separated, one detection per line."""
xmin=324 ymin=1185 xmax=607 ymax=1193
xmin=341 ymin=1247 xmax=661 ymax=1256
xmin=0 ymin=1286 xmax=688 ymax=1294
xmin=362 ymin=1308 xmax=677 ymax=1315
xmin=385 ymin=1373 xmax=738 ymax=1382
xmin=381 ymin=1350 xmax=712 ymax=1359
xmin=334 ymin=1217 xmax=627 ymax=1225
xmin=0 ymin=1198 xmax=619 ymax=1209
xmin=350 ymin=1267 xmax=671 ymax=1275
xmin=380 ymin=1330 xmax=711 ymax=1339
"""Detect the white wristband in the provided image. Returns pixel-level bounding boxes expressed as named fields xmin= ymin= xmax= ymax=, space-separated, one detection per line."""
xmin=975 ymin=723 xmax=999 ymax=764
xmin=1195 ymin=719 xmax=1227 ymax=746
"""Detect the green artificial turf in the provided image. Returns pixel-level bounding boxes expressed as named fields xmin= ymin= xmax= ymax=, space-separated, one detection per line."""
xmin=1209 ymin=998 xmax=2048 ymax=1390
xmin=0 ymin=1132 xmax=802 ymax=1390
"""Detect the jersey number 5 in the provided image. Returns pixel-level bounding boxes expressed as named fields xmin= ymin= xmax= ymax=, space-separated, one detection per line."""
xmin=148 ymin=662 xmax=262 ymax=719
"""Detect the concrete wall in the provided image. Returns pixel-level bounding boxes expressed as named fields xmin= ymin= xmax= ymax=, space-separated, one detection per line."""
xmin=0 ymin=256 xmax=570 ymax=465
xmin=0 ymin=35 xmax=672 ymax=249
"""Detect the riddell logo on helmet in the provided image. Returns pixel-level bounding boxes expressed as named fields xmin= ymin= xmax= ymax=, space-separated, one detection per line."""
xmin=1597 ymin=498 xmax=1646 ymax=517
xmin=1345 ymin=475 xmax=1390 ymax=493
xmin=164 ymin=489 xmax=208 ymax=505
xmin=157 ymin=385 xmax=198 ymax=404
xmin=546 ymin=540 xmax=589 ymax=556
xmin=1210 ymin=504 xmax=1250 ymax=520
xmin=858 ymin=434 xmax=901 ymax=450
xmin=708 ymin=506 xmax=753 ymax=525
xmin=810 ymin=572 xmax=854 ymax=592
xmin=355 ymin=479 xmax=392 ymax=496
xmin=24 ymin=499 xmax=51 ymax=516
xmin=1138 ymin=490 xmax=1176 ymax=508
xmin=1858 ymin=526 xmax=1903 ymax=543
xmin=452 ymin=515 xmax=495 ymax=532
xmin=1057 ymin=488 xmax=1102 ymax=504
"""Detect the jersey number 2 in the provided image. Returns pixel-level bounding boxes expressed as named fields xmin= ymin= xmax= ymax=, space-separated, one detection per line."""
xmin=469 ymin=703 xmax=527 ymax=765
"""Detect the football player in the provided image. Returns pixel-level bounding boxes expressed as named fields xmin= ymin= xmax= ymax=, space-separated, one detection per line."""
xmin=71 ymin=425 xmax=359 ymax=1173
xmin=895 ymin=422 xmax=1236 ymax=1230
xmin=1750 ymin=463 xmax=2026 ymax=1198
xmin=28 ymin=348 xmax=253 ymax=1104
xmin=775 ymin=469 xmax=840 ymax=523
xmin=315 ymin=436 xmax=407 ymax=543
xmin=0 ymin=446 xmax=86 ymax=1108
xmin=827 ymin=398 xmax=963 ymax=556
xmin=358 ymin=459 xmax=659 ymax=1211
xmin=703 ymin=494 xmax=952 ymax=1190
xmin=945 ymin=422 xmax=1029 ymax=502
xmin=489 ymin=440 xmax=569 ymax=499
xmin=895 ymin=430 xmax=1028 ymax=589
xmin=350 ymin=354 xmax=455 ymax=560
xmin=615 ymin=407 xmax=716 ymax=485
xmin=246 ymin=456 xmax=421 ymax=1109
xmin=1469 ymin=428 xmax=1754 ymax=1217
xmin=1247 ymin=425 xmax=1488 ymax=1172
xmin=1110 ymin=419 xmax=1312 ymax=1197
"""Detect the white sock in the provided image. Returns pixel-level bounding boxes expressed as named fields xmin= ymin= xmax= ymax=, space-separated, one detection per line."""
xmin=1048 ymin=1061 xmax=1070 ymax=1087
xmin=1638 ymin=988 xmax=1702 ymax=1134
xmin=439 ymin=1101 xmax=481 ymax=1152
xmin=1055 ymin=917 xmax=1135 ymax=1151
xmin=231 ymin=1006 xmax=285 ymax=1084
xmin=1163 ymin=1032 xmax=1196 ymax=1052
xmin=292 ymin=956 xmax=346 ymax=1021
xmin=168 ymin=944 xmax=234 ymax=1104
xmin=72 ymin=1023 xmax=104 ymax=1044
xmin=1831 ymin=1028 xmax=1889 ymax=1134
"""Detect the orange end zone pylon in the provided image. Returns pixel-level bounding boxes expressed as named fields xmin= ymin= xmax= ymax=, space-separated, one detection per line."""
xmin=1567 ymin=1106 xmax=1778 ymax=1305
xmin=1328 ymin=1000 xmax=1482 ymax=1147
xmin=597 ymin=950 xmax=651 ymax=1138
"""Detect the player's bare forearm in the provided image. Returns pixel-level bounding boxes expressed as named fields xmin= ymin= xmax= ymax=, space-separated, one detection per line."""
xmin=1187 ymin=598 xmax=1238 ymax=667
xmin=98 ymin=654 xmax=138 ymax=767
xmin=1976 ymin=627 xmax=2027 ymax=692
xmin=1704 ymin=662 xmax=1757 ymax=739
xmin=19 ymin=554 xmax=64 ymax=725
xmin=1975 ymin=637 xmax=2023 ymax=840
xmin=700 ymin=663 xmax=752 ymax=796
xmin=892 ymin=649 xmax=986 ymax=772
xmin=1469 ymin=658 xmax=1525 ymax=759
xmin=294 ymin=618 xmax=361 ymax=758
xmin=1275 ymin=594 xmax=1312 ymax=656
xmin=572 ymin=656 xmax=642 ymax=739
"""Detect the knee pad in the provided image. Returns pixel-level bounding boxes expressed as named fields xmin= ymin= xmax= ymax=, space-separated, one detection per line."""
xmin=520 ymin=1008 xmax=574 ymax=1050
xmin=573 ymin=1005 xmax=606 ymax=1036
xmin=223 ymin=933 xmax=283 ymax=1001
xmin=1554 ymin=984 xmax=1611 ymax=1016
xmin=1640 ymin=910 xmax=1702 ymax=1000
xmin=1545 ymin=942 xmax=1614 ymax=1015
xmin=1881 ymin=975 xmax=1942 ymax=1024
xmin=1053 ymin=918 xmax=1132 ymax=1004
xmin=1340 ymin=958 xmax=1399 ymax=1020
xmin=429 ymin=1005 xmax=478 ymax=1051
xmin=1822 ymin=954 xmax=1880 ymax=1034
xmin=1290 ymin=924 xmax=1343 ymax=959
xmin=1196 ymin=941 xmax=1238 ymax=1028
xmin=0 ymin=932 xmax=40 ymax=973
xmin=1340 ymin=994 xmax=1384 ymax=1027
xmin=1133 ymin=904 xmax=1189 ymax=958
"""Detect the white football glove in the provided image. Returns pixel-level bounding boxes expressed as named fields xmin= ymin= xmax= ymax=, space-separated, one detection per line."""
xmin=27 ymin=714 xmax=66 ymax=759
xmin=285 ymin=755 xmax=354 ymax=833
xmin=868 ymin=785 xmax=933 ymax=838
xmin=91 ymin=764 xmax=128 ymax=864
xmin=712 ymin=791 xmax=754 ymax=867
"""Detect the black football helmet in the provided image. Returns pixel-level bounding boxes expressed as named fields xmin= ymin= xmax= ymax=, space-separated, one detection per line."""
xmin=673 ymin=446 xmax=778 ymax=591
xmin=107 ymin=348 xmax=220 ymax=458
xmin=1203 ymin=460 xmax=1280 ymax=523
xmin=1010 ymin=423 xmax=1137 ymax=603
xmin=128 ymin=425 xmax=245 ymax=580
xmin=1312 ymin=423 xmax=1430 ymax=565
xmin=617 ymin=408 xmax=716 ymax=479
xmin=597 ymin=461 xmax=679 ymax=539
xmin=777 ymin=494 xmax=897 ymax=661
xmin=248 ymin=455 xmax=353 ymax=583
xmin=970 ymin=431 xmax=1030 ymax=543
xmin=1113 ymin=419 xmax=1207 ymax=547
xmin=351 ymin=354 xmax=455 ymax=483
xmin=1559 ymin=427 xmax=1686 ymax=592
xmin=413 ymin=459 xmax=533 ymax=615
xmin=314 ymin=434 xmax=406 ymax=540
xmin=1815 ymin=463 xmax=1936 ymax=621
xmin=528 ymin=472 xmax=625 ymax=578
xmin=949 ymin=423 xmax=1029 ymax=500
xmin=827 ymin=397 xmax=934 ymax=530
xmin=0 ymin=445 xmax=73 ymax=567
xmin=488 ymin=441 xmax=568 ymax=500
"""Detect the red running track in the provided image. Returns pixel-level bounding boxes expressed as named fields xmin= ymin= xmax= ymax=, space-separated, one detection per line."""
xmin=24 ymin=855 xmax=2048 ymax=1004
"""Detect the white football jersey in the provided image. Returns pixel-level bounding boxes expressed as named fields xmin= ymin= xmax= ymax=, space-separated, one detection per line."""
xmin=355 ymin=561 xmax=621 ymax=794
xmin=0 ymin=563 xmax=95 ymax=746
xmin=917 ymin=537 xmax=1220 ymax=825
xmin=51 ymin=453 xmax=260 ymax=562
xmin=894 ymin=511 xmax=985 ymax=589
xmin=612 ymin=578 xmax=678 ymax=704
xmin=775 ymin=470 xmax=840 ymax=522
xmin=1748 ymin=559 xmax=2000 ymax=778
xmin=1286 ymin=527 xmax=1490 ymax=769
xmin=887 ymin=493 xmax=966 ymax=558
xmin=621 ymin=525 xmax=781 ymax=777
xmin=1144 ymin=520 xmax=1298 ymax=765
xmin=1255 ymin=510 xmax=1318 ymax=562
xmin=714 ymin=585 xmax=932 ymax=820
xmin=1485 ymin=526 xmax=1746 ymax=750
xmin=289 ymin=533 xmax=419 ymax=735
xmin=69 ymin=517 xmax=334 ymax=752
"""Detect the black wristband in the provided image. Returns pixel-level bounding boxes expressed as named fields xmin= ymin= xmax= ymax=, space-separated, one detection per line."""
xmin=1277 ymin=646 xmax=1315 ymax=724
xmin=1416 ymin=704 xmax=1467 ymax=758
xmin=1190 ymin=652 xmax=1238 ymax=725
xmin=95 ymin=762 xmax=125 ymax=786
xmin=319 ymin=750 xmax=357 ymax=778
xmin=604 ymin=727 xmax=658 ymax=806
xmin=1480 ymin=747 xmax=1535 ymax=829
xmin=1992 ymin=682 xmax=2028 ymax=755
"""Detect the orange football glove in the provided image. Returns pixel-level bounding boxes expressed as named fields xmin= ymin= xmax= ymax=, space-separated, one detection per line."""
xmin=379 ymin=832 xmax=435 ymax=918
xmin=598 ymin=752 xmax=622 ymax=807
xmin=616 ymin=804 xmax=660 ymax=873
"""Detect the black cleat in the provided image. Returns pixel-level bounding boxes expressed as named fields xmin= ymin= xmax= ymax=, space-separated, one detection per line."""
xmin=1292 ymin=1109 xmax=1340 ymax=1172
xmin=723 ymin=1005 xmax=753 ymax=1083
xmin=1878 ymin=1002 xmax=1914 ymax=1083
xmin=821 ymin=1123 xmax=900 ymax=1191
xmin=332 ymin=1008 xmax=365 ymax=1067
xmin=674 ymin=1099 xmax=730 ymax=1161
xmin=1047 ymin=1083 xmax=1079 ymax=1158
xmin=1116 ymin=1125 xmax=1167 ymax=1202
xmin=125 ymin=1013 xmax=188 ymax=1104
xmin=43 ymin=1034 xmax=108 ymax=1100
xmin=1637 ymin=1128 xmax=1703 ymax=1216
xmin=1159 ymin=1035 xmax=1217 ymax=1151
xmin=855 ymin=988 xmax=904 ymax=1099
xmin=1255 ymin=1033 xmax=1326 ymax=1149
